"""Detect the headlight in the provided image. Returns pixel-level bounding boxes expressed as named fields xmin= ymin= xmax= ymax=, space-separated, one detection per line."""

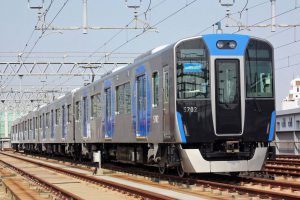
xmin=229 ymin=41 xmax=237 ymax=49
xmin=216 ymin=41 xmax=224 ymax=49
xmin=216 ymin=40 xmax=237 ymax=49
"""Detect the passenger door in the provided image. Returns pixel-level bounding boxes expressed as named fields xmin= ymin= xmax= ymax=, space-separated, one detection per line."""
xmin=51 ymin=110 xmax=54 ymax=139
xmin=62 ymin=105 xmax=67 ymax=139
xmin=163 ymin=66 xmax=170 ymax=139
xmin=136 ymin=75 xmax=147 ymax=138
xmin=215 ymin=59 xmax=242 ymax=135
xmin=105 ymin=88 xmax=112 ymax=139
xmin=82 ymin=97 xmax=88 ymax=138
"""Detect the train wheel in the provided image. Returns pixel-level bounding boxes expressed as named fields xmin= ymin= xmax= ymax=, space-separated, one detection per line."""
xmin=230 ymin=172 xmax=240 ymax=177
xmin=177 ymin=164 xmax=185 ymax=178
xmin=158 ymin=165 xmax=166 ymax=175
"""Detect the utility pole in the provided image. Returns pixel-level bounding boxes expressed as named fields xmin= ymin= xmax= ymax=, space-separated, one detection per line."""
xmin=30 ymin=0 xmax=157 ymax=34
xmin=82 ymin=0 xmax=88 ymax=34
xmin=271 ymin=0 xmax=276 ymax=32
xmin=220 ymin=0 xmax=300 ymax=32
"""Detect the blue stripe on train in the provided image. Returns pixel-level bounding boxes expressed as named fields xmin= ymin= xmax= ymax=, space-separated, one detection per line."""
xmin=176 ymin=112 xmax=186 ymax=143
xmin=268 ymin=111 xmax=276 ymax=142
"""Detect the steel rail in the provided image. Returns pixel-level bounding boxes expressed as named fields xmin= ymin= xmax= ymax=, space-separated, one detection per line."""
xmin=7 ymin=151 xmax=300 ymax=199
xmin=0 ymin=159 xmax=84 ymax=200
xmin=267 ymin=160 xmax=300 ymax=166
xmin=0 ymin=152 xmax=174 ymax=200
xmin=276 ymin=155 xmax=300 ymax=159
xmin=265 ymin=165 xmax=300 ymax=173
xmin=103 ymin=164 xmax=300 ymax=200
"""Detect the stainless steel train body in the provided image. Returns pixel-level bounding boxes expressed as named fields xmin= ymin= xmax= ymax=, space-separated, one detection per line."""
xmin=11 ymin=34 xmax=275 ymax=174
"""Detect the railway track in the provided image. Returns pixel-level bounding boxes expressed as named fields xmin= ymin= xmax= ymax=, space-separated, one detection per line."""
xmin=5 ymin=151 xmax=300 ymax=200
xmin=276 ymin=155 xmax=300 ymax=160
xmin=264 ymin=167 xmax=300 ymax=177
xmin=0 ymin=152 xmax=174 ymax=200
xmin=267 ymin=159 xmax=300 ymax=166
xmin=104 ymin=164 xmax=300 ymax=199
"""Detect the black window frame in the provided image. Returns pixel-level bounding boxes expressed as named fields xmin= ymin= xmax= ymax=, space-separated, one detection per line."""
xmin=245 ymin=39 xmax=274 ymax=98
xmin=152 ymin=71 xmax=159 ymax=107
xmin=176 ymin=38 xmax=210 ymax=100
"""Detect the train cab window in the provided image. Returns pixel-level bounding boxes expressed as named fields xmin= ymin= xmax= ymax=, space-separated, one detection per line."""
xmin=67 ymin=104 xmax=72 ymax=123
xmin=55 ymin=108 xmax=60 ymax=125
xmin=75 ymin=101 xmax=81 ymax=121
xmin=152 ymin=72 xmax=159 ymax=107
xmin=245 ymin=39 xmax=273 ymax=98
xmin=91 ymin=93 xmax=101 ymax=118
xmin=176 ymin=38 xmax=209 ymax=99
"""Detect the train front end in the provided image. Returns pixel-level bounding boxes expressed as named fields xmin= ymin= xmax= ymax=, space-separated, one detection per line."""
xmin=175 ymin=34 xmax=275 ymax=173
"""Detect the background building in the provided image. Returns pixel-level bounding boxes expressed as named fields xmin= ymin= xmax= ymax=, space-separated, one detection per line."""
xmin=276 ymin=77 xmax=300 ymax=155
xmin=0 ymin=111 xmax=24 ymax=149
xmin=276 ymin=108 xmax=300 ymax=155
xmin=282 ymin=77 xmax=300 ymax=110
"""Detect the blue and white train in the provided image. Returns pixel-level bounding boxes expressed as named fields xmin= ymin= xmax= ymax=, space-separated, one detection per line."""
xmin=11 ymin=34 xmax=275 ymax=176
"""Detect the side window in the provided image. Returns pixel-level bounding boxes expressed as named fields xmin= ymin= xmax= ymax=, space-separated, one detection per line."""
xmin=55 ymin=109 xmax=60 ymax=125
xmin=124 ymin=82 xmax=131 ymax=114
xmin=116 ymin=85 xmax=125 ymax=115
xmin=46 ymin=112 xmax=50 ymax=128
xmin=116 ymin=82 xmax=131 ymax=115
xmin=39 ymin=115 xmax=42 ymax=128
xmin=152 ymin=72 xmax=159 ymax=107
xmin=282 ymin=118 xmax=286 ymax=128
xmin=91 ymin=93 xmax=101 ymax=117
xmin=67 ymin=104 xmax=72 ymax=123
xmin=75 ymin=101 xmax=81 ymax=120
xmin=276 ymin=122 xmax=280 ymax=130
xmin=164 ymin=70 xmax=169 ymax=103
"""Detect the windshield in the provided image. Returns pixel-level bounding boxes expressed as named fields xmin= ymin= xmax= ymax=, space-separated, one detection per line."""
xmin=176 ymin=39 xmax=209 ymax=99
xmin=245 ymin=39 xmax=273 ymax=98
xmin=215 ymin=60 xmax=240 ymax=105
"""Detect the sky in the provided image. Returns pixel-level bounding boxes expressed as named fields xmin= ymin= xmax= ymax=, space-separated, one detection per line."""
xmin=0 ymin=0 xmax=300 ymax=111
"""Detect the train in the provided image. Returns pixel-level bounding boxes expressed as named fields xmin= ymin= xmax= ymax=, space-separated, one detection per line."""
xmin=10 ymin=34 xmax=275 ymax=177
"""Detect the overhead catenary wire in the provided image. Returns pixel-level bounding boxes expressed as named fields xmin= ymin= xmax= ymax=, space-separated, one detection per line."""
xmin=276 ymin=60 xmax=300 ymax=70
xmin=0 ymin=0 xmax=56 ymax=89
xmin=81 ymin=0 xmax=169 ymax=63
xmin=22 ymin=0 xmax=54 ymax=53
xmin=56 ymin=0 xmax=200 ymax=88
xmin=276 ymin=51 xmax=300 ymax=62
xmin=234 ymin=4 xmax=300 ymax=33
xmin=1 ymin=0 xmax=69 ymax=89
xmin=239 ymin=0 xmax=249 ymax=19
xmin=194 ymin=0 xmax=270 ymax=36
xmin=23 ymin=0 xmax=70 ymax=62
xmin=275 ymin=39 xmax=300 ymax=49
